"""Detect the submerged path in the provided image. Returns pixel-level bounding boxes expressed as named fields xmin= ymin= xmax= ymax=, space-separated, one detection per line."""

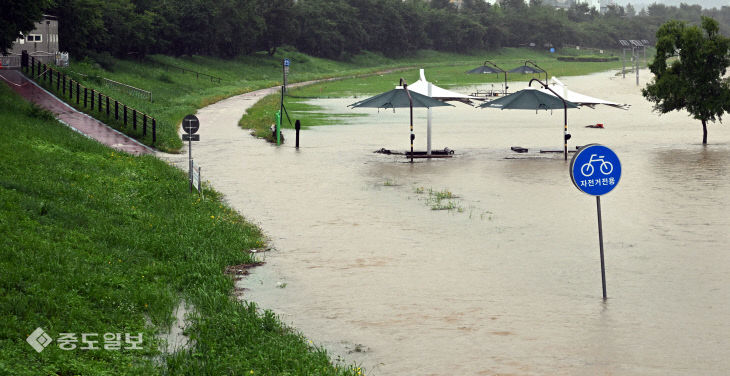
xmin=0 ymin=69 xmax=153 ymax=156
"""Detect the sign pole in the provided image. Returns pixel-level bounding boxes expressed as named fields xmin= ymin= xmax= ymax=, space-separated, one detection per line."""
xmin=277 ymin=86 xmax=283 ymax=145
xmin=181 ymin=114 xmax=201 ymax=193
xmin=596 ymin=195 xmax=607 ymax=300
xmin=570 ymin=144 xmax=621 ymax=300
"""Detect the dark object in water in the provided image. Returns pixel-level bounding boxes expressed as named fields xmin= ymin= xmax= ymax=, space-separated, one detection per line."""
xmin=511 ymin=146 xmax=528 ymax=153
xmin=376 ymin=147 xmax=455 ymax=158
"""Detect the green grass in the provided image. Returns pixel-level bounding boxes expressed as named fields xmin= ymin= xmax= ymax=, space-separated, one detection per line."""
xmin=238 ymin=47 xmax=636 ymax=140
xmin=25 ymin=46 xmax=644 ymax=149
xmin=0 ymin=84 xmax=360 ymax=375
xmin=30 ymin=47 xmax=449 ymax=152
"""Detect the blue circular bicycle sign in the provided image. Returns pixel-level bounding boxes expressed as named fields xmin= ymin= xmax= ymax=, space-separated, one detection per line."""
xmin=570 ymin=144 xmax=622 ymax=196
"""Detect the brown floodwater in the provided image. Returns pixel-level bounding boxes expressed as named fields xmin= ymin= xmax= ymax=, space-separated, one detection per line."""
xmin=163 ymin=70 xmax=730 ymax=375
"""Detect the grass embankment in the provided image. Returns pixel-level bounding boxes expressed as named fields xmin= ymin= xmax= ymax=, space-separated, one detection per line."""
xmin=238 ymin=47 xmax=634 ymax=142
xmin=0 ymin=84 xmax=360 ymax=375
xmin=43 ymin=48 xmax=435 ymax=152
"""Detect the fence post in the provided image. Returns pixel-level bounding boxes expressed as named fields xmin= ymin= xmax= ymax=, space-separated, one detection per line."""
xmin=31 ymin=57 xmax=35 ymax=76
xmin=84 ymin=88 xmax=87 ymax=107
xmin=62 ymin=74 xmax=66 ymax=96
xmin=115 ymin=101 xmax=118 ymax=120
xmin=90 ymin=89 xmax=94 ymax=110
xmin=133 ymin=109 xmax=137 ymax=130
xmin=43 ymin=64 xmax=47 ymax=81
xmin=123 ymin=105 xmax=127 ymax=126
xmin=21 ymin=51 xmax=28 ymax=71
xmin=98 ymin=93 xmax=102 ymax=113
xmin=106 ymin=96 xmax=110 ymax=116
xmin=56 ymin=71 xmax=60 ymax=91
xmin=152 ymin=119 xmax=156 ymax=145
xmin=76 ymin=82 xmax=80 ymax=104
xmin=143 ymin=115 xmax=147 ymax=136
xmin=69 ymin=80 xmax=73 ymax=100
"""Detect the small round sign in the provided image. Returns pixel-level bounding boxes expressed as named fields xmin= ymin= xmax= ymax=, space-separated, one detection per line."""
xmin=182 ymin=114 xmax=199 ymax=134
xmin=284 ymin=58 xmax=290 ymax=67
xmin=570 ymin=144 xmax=621 ymax=196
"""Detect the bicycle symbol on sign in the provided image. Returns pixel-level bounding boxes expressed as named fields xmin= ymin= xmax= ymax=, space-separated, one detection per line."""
xmin=580 ymin=154 xmax=613 ymax=177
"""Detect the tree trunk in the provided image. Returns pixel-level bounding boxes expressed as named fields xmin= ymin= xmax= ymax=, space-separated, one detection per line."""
xmin=702 ymin=119 xmax=708 ymax=145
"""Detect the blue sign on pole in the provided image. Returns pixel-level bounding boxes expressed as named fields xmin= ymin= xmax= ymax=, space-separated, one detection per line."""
xmin=550 ymin=47 xmax=555 ymax=53
xmin=284 ymin=58 xmax=290 ymax=67
xmin=570 ymin=144 xmax=621 ymax=300
xmin=570 ymin=144 xmax=621 ymax=196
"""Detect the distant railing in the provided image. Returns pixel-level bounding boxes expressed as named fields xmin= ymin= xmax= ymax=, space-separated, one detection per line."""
xmin=158 ymin=62 xmax=222 ymax=83
xmin=23 ymin=53 xmax=158 ymax=146
xmin=70 ymin=71 xmax=152 ymax=102
xmin=102 ymin=77 xmax=152 ymax=102
xmin=0 ymin=55 xmax=21 ymax=69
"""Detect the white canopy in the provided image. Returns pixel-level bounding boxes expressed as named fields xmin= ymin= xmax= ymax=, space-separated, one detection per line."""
xmin=539 ymin=77 xmax=630 ymax=110
xmin=408 ymin=69 xmax=479 ymax=103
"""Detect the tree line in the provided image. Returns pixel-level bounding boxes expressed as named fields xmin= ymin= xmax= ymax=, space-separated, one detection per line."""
xmin=5 ymin=0 xmax=730 ymax=60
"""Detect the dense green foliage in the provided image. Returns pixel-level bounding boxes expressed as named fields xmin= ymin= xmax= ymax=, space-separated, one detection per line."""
xmin=0 ymin=83 xmax=360 ymax=375
xmin=0 ymin=0 xmax=52 ymax=53
xmin=14 ymin=0 xmax=728 ymax=61
xmin=642 ymin=17 xmax=730 ymax=144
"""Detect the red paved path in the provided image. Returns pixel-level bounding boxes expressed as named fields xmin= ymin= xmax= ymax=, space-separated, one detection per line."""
xmin=0 ymin=69 xmax=153 ymax=155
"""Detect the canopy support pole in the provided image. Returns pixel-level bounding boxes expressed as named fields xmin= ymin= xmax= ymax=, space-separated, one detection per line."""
xmin=401 ymin=78 xmax=414 ymax=163
xmin=529 ymin=78 xmax=568 ymax=161
xmin=427 ymin=82 xmax=432 ymax=156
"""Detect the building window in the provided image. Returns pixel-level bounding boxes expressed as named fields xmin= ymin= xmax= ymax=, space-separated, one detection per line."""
xmin=28 ymin=34 xmax=42 ymax=42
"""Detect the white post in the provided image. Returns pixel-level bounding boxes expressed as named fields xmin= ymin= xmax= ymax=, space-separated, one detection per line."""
xmin=427 ymin=82 xmax=432 ymax=156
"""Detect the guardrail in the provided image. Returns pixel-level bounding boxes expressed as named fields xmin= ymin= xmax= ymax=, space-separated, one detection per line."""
xmin=158 ymin=62 xmax=222 ymax=83
xmin=23 ymin=54 xmax=157 ymax=146
xmin=102 ymin=77 xmax=152 ymax=102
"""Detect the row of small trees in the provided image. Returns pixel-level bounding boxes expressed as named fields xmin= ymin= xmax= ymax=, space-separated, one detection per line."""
xmin=4 ymin=0 xmax=730 ymax=60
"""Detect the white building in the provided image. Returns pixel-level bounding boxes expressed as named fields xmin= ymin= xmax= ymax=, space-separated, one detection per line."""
xmin=7 ymin=15 xmax=59 ymax=64
xmin=575 ymin=0 xmax=601 ymax=10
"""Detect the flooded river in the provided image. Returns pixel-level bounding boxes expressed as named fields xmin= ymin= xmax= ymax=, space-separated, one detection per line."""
xmin=180 ymin=70 xmax=730 ymax=375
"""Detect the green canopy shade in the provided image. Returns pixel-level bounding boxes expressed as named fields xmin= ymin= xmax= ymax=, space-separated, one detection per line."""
xmin=348 ymin=87 xmax=452 ymax=109
xmin=479 ymin=86 xmax=579 ymax=160
xmin=508 ymin=65 xmax=544 ymax=74
xmin=466 ymin=65 xmax=504 ymax=74
xmin=479 ymin=88 xmax=578 ymax=110
xmin=349 ymin=85 xmax=453 ymax=162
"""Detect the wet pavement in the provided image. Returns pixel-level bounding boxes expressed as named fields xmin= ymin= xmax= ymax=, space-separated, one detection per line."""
xmin=0 ymin=69 xmax=153 ymax=156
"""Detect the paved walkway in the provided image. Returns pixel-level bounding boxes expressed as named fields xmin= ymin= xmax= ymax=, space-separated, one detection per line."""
xmin=0 ymin=69 xmax=153 ymax=155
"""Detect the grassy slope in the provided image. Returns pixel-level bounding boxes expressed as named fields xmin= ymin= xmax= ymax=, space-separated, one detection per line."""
xmin=36 ymin=47 xmax=639 ymax=149
xmin=0 ymin=84 xmax=359 ymax=375
xmin=240 ymin=47 xmax=633 ymax=142
xmin=44 ymin=48 xmax=438 ymax=152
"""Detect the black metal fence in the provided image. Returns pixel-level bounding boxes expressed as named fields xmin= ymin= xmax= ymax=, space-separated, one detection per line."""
xmin=159 ymin=62 xmax=222 ymax=83
xmin=22 ymin=53 xmax=157 ymax=146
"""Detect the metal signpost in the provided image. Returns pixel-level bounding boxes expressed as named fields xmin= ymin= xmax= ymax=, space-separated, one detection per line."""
xmin=570 ymin=144 xmax=622 ymax=300
xmin=182 ymin=114 xmax=200 ymax=192
xmin=283 ymin=58 xmax=290 ymax=92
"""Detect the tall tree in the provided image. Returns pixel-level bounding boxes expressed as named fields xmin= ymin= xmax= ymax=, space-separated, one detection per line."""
xmin=1 ymin=0 xmax=52 ymax=54
xmin=642 ymin=17 xmax=730 ymax=144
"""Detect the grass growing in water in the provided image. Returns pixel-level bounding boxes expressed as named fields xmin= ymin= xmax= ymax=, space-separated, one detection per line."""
xmin=0 ymin=84 xmax=359 ymax=375
xmin=414 ymin=187 xmax=463 ymax=212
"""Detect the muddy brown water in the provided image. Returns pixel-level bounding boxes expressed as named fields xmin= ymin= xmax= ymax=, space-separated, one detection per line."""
xmin=161 ymin=70 xmax=730 ymax=375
